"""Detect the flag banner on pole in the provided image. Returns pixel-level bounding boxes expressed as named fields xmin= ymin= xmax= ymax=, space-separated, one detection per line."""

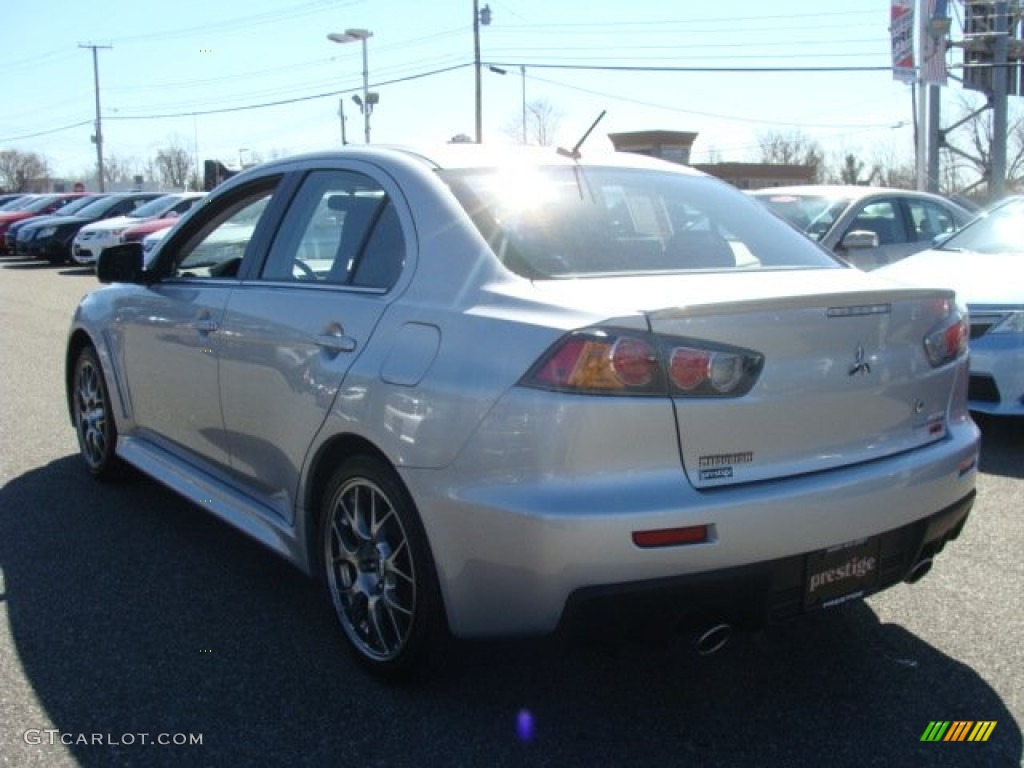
xmin=922 ymin=0 xmax=949 ymax=85
xmin=891 ymin=0 xmax=915 ymax=82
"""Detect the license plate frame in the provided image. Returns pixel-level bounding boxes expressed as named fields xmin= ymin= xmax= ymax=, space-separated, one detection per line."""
xmin=804 ymin=537 xmax=881 ymax=609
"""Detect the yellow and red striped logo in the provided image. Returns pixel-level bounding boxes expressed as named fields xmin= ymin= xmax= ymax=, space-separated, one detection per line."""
xmin=920 ymin=721 xmax=997 ymax=742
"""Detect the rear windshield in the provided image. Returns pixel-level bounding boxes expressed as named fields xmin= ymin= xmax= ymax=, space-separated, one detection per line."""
xmin=440 ymin=166 xmax=840 ymax=279
xmin=939 ymin=197 xmax=1024 ymax=254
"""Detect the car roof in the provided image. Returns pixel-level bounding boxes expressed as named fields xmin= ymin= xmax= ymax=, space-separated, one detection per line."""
xmin=750 ymin=185 xmax=952 ymax=201
xmin=246 ymin=143 xmax=709 ymax=177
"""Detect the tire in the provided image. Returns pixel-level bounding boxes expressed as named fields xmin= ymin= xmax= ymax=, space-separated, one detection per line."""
xmin=319 ymin=456 xmax=446 ymax=681
xmin=71 ymin=345 xmax=124 ymax=480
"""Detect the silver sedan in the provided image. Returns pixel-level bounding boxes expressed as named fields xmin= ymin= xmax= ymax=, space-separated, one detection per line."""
xmin=750 ymin=185 xmax=973 ymax=270
xmin=66 ymin=146 xmax=980 ymax=679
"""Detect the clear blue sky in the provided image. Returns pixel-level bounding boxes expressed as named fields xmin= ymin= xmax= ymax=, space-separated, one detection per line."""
xmin=0 ymin=0 xmax=969 ymax=179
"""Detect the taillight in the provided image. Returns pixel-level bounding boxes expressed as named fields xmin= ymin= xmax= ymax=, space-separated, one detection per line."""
xmin=924 ymin=302 xmax=968 ymax=367
xmin=521 ymin=328 xmax=763 ymax=397
xmin=526 ymin=331 xmax=664 ymax=394
xmin=949 ymin=359 xmax=971 ymax=424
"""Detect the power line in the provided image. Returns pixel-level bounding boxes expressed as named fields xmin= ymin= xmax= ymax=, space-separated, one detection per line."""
xmin=103 ymin=63 xmax=472 ymax=120
xmin=0 ymin=120 xmax=93 ymax=142
xmin=523 ymin=70 xmax=899 ymax=130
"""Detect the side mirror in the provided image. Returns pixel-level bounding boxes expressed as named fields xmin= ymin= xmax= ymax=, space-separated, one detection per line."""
xmin=931 ymin=231 xmax=954 ymax=248
xmin=840 ymin=230 xmax=880 ymax=250
xmin=96 ymin=243 xmax=145 ymax=284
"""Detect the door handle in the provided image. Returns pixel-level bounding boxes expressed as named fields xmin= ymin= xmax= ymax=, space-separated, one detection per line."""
xmin=314 ymin=333 xmax=357 ymax=353
xmin=192 ymin=319 xmax=219 ymax=333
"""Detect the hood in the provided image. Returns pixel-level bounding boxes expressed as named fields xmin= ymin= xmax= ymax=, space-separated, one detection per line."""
xmin=79 ymin=214 xmax=137 ymax=234
xmin=33 ymin=215 xmax=93 ymax=228
xmin=15 ymin=214 xmax=68 ymax=232
xmin=874 ymin=247 xmax=1023 ymax=306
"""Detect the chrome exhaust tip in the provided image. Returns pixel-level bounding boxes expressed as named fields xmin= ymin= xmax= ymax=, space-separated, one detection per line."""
xmin=694 ymin=623 xmax=732 ymax=656
xmin=904 ymin=557 xmax=934 ymax=584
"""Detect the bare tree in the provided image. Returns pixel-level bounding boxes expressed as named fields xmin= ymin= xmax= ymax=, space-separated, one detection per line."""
xmin=0 ymin=149 xmax=50 ymax=192
xmin=153 ymin=137 xmax=194 ymax=189
xmin=103 ymin=154 xmax=142 ymax=188
xmin=504 ymin=99 xmax=562 ymax=146
xmin=867 ymin=147 xmax=915 ymax=188
xmin=941 ymin=94 xmax=1024 ymax=196
xmin=756 ymin=130 xmax=825 ymax=182
xmin=838 ymin=154 xmax=868 ymax=185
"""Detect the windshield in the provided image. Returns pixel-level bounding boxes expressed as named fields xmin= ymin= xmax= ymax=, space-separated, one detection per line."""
xmin=74 ymin=196 xmax=124 ymax=218
xmin=128 ymin=194 xmax=180 ymax=219
xmin=56 ymin=195 xmax=105 ymax=216
xmin=441 ymin=166 xmax=840 ymax=279
xmin=939 ymin=197 xmax=1024 ymax=254
xmin=22 ymin=195 xmax=71 ymax=213
xmin=753 ymin=193 xmax=852 ymax=241
xmin=0 ymin=196 xmax=31 ymax=211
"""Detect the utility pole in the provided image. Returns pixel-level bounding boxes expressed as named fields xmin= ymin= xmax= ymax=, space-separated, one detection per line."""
xmin=991 ymin=0 xmax=1010 ymax=198
xmin=79 ymin=43 xmax=111 ymax=192
xmin=521 ymin=65 xmax=527 ymax=144
xmin=473 ymin=2 xmax=491 ymax=143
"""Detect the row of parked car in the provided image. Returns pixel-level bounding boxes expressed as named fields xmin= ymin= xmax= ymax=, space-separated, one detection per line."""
xmin=0 ymin=190 xmax=206 ymax=265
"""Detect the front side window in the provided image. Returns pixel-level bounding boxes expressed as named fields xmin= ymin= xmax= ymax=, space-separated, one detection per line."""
xmin=846 ymin=200 xmax=905 ymax=245
xmin=170 ymin=184 xmax=276 ymax=279
xmin=442 ymin=166 xmax=838 ymax=278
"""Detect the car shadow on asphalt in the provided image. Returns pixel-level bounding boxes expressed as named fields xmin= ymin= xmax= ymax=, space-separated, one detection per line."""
xmin=0 ymin=456 xmax=1019 ymax=768
xmin=975 ymin=414 xmax=1024 ymax=480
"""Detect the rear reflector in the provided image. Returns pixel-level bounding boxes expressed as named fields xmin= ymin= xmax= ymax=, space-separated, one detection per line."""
xmin=632 ymin=525 xmax=710 ymax=549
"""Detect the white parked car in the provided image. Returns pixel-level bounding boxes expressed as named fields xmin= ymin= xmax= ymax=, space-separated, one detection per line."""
xmin=875 ymin=195 xmax=1024 ymax=416
xmin=72 ymin=192 xmax=205 ymax=266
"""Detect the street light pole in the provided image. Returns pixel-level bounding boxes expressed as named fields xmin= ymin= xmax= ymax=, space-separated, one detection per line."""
xmin=327 ymin=29 xmax=374 ymax=144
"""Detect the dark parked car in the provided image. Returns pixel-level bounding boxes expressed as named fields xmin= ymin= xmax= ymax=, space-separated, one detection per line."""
xmin=10 ymin=195 xmax=107 ymax=256
xmin=21 ymin=193 xmax=163 ymax=263
xmin=750 ymin=185 xmax=973 ymax=270
xmin=0 ymin=193 xmax=86 ymax=253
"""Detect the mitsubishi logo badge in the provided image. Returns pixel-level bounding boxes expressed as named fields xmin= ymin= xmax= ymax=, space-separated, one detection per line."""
xmin=849 ymin=343 xmax=872 ymax=376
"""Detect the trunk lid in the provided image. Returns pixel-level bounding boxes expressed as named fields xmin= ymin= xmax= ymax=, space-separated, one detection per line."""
xmin=534 ymin=269 xmax=960 ymax=488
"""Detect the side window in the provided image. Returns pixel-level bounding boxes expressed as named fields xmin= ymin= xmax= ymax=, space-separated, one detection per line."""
xmin=261 ymin=169 xmax=405 ymax=289
xmin=848 ymin=200 xmax=906 ymax=245
xmin=171 ymin=184 xmax=276 ymax=279
xmin=906 ymin=199 xmax=957 ymax=241
xmin=351 ymin=202 xmax=405 ymax=289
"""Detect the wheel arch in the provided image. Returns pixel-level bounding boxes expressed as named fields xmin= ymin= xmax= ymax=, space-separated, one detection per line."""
xmin=65 ymin=328 xmax=97 ymax=426
xmin=302 ymin=433 xmax=396 ymax=565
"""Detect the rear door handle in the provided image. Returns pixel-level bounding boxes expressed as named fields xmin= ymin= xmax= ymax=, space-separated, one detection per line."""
xmin=314 ymin=333 xmax=357 ymax=353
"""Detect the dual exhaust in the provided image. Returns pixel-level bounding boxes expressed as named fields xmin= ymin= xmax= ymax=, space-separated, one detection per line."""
xmin=688 ymin=556 xmax=934 ymax=657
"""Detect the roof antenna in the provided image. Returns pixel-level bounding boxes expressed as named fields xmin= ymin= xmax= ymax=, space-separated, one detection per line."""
xmin=557 ymin=110 xmax=606 ymax=160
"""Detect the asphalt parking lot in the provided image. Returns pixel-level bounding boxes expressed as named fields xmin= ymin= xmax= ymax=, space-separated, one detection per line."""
xmin=0 ymin=255 xmax=1021 ymax=768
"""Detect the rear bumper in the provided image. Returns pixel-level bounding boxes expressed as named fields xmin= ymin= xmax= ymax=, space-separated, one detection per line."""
xmin=404 ymin=412 xmax=980 ymax=638
xmin=558 ymin=490 xmax=974 ymax=641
